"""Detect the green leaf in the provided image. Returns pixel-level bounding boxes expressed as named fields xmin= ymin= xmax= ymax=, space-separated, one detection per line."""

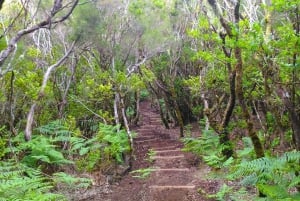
xmin=79 ymin=147 xmax=90 ymax=156
xmin=257 ymin=184 xmax=289 ymax=199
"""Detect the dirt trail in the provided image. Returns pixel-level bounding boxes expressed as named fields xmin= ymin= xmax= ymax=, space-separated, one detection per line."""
xmin=97 ymin=101 xmax=216 ymax=201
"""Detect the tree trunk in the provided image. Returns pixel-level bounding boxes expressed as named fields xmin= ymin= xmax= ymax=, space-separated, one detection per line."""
xmin=220 ymin=70 xmax=236 ymax=158
xmin=158 ymin=98 xmax=170 ymax=129
xmin=120 ymin=95 xmax=134 ymax=167
xmin=131 ymin=90 xmax=140 ymax=126
xmin=235 ymin=46 xmax=264 ymax=158
xmin=170 ymin=85 xmax=184 ymax=137
xmin=0 ymin=0 xmax=5 ymax=11
xmin=276 ymin=86 xmax=300 ymax=151
xmin=201 ymin=94 xmax=210 ymax=130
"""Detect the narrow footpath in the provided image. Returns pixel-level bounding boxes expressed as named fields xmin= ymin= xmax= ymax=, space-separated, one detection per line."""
xmin=100 ymin=101 xmax=215 ymax=201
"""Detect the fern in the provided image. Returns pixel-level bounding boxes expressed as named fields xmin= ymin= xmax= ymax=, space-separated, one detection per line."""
xmin=1 ymin=120 xmax=96 ymax=200
xmin=0 ymin=161 xmax=66 ymax=201
xmin=14 ymin=134 xmax=73 ymax=167
xmin=74 ymin=123 xmax=132 ymax=171
xmin=236 ymin=137 xmax=256 ymax=160
xmin=207 ymin=184 xmax=233 ymax=201
xmin=36 ymin=120 xmax=70 ymax=137
xmin=229 ymin=150 xmax=300 ymax=200
xmin=182 ymin=129 xmax=232 ymax=169
xmin=182 ymin=129 xmax=220 ymax=155
xmin=131 ymin=168 xmax=156 ymax=179
xmin=98 ymin=124 xmax=131 ymax=163
xmin=70 ymin=136 xmax=101 ymax=156
xmin=257 ymin=184 xmax=289 ymax=199
xmin=53 ymin=172 xmax=91 ymax=188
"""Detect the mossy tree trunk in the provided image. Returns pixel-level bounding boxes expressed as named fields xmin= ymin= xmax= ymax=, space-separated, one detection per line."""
xmin=131 ymin=90 xmax=140 ymax=126
xmin=170 ymin=85 xmax=184 ymax=137
xmin=218 ymin=34 xmax=236 ymax=159
xmin=233 ymin=1 xmax=264 ymax=158
xmin=208 ymin=0 xmax=265 ymax=158
xmin=276 ymin=86 xmax=300 ymax=151
xmin=219 ymin=69 xmax=236 ymax=158
xmin=148 ymin=82 xmax=170 ymax=129
xmin=235 ymin=46 xmax=264 ymax=158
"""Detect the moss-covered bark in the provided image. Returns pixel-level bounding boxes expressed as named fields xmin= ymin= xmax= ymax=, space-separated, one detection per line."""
xmin=220 ymin=70 xmax=236 ymax=158
xmin=170 ymin=85 xmax=184 ymax=137
xmin=235 ymin=46 xmax=265 ymax=158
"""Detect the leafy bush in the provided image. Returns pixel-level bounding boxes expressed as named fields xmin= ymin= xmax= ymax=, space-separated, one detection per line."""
xmin=140 ymin=89 xmax=150 ymax=100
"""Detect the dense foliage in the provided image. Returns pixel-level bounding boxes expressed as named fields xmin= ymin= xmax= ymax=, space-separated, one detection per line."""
xmin=0 ymin=0 xmax=299 ymax=199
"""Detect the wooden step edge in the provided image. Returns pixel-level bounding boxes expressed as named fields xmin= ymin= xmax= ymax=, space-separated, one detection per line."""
xmin=152 ymin=155 xmax=184 ymax=159
xmin=134 ymin=136 xmax=157 ymax=140
xmin=153 ymin=149 xmax=181 ymax=153
xmin=149 ymin=185 xmax=195 ymax=189
xmin=134 ymin=139 xmax=159 ymax=143
xmin=152 ymin=168 xmax=189 ymax=172
xmin=151 ymin=146 xmax=179 ymax=150
xmin=135 ymin=129 xmax=154 ymax=131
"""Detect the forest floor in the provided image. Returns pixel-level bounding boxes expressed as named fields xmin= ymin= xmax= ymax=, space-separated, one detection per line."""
xmin=72 ymin=101 xmax=221 ymax=201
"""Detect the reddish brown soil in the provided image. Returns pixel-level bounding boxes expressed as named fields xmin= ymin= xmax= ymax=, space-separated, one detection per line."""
xmin=73 ymin=101 xmax=219 ymax=201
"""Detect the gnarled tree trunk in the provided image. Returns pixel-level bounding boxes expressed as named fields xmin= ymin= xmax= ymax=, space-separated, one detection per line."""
xmin=170 ymin=85 xmax=184 ymax=137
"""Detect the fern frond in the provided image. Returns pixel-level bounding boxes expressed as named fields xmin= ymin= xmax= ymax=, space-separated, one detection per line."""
xmin=231 ymin=157 xmax=272 ymax=179
xmin=239 ymin=173 xmax=258 ymax=186
xmin=289 ymin=176 xmax=300 ymax=188
xmin=53 ymin=172 xmax=91 ymax=188
xmin=281 ymin=150 xmax=300 ymax=163
xmin=0 ymin=161 xmax=66 ymax=201
xmin=230 ymin=151 xmax=300 ymax=200
xmin=257 ymin=184 xmax=289 ymax=199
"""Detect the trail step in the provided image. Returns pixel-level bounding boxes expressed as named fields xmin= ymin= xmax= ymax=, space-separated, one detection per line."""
xmin=134 ymin=138 xmax=159 ymax=143
xmin=152 ymin=168 xmax=189 ymax=172
xmin=149 ymin=185 xmax=195 ymax=189
xmin=154 ymin=149 xmax=181 ymax=153
xmin=136 ymin=129 xmax=155 ymax=132
xmin=152 ymin=146 xmax=179 ymax=151
xmin=152 ymin=155 xmax=184 ymax=159
xmin=134 ymin=136 xmax=156 ymax=140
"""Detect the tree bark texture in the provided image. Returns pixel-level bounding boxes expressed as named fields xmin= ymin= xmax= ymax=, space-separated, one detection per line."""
xmin=131 ymin=91 xmax=140 ymax=126
xmin=120 ymin=95 xmax=134 ymax=167
xmin=276 ymin=87 xmax=300 ymax=151
xmin=0 ymin=0 xmax=4 ymax=11
xmin=235 ymin=46 xmax=264 ymax=158
xmin=220 ymin=70 xmax=236 ymax=158
xmin=170 ymin=85 xmax=184 ymax=137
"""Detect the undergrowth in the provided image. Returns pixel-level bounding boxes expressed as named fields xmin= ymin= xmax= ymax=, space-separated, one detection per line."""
xmin=182 ymin=129 xmax=300 ymax=200
xmin=230 ymin=150 xmax=300 ymax=200
xmin=0 ymin=160 xmax=90 ymax=201
xmin=0 ymin=120 xmax=132 ymax=200
xmin=182 ymin=129 xmax=234 ymax=169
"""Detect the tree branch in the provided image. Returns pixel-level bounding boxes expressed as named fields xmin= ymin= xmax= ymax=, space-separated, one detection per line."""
xmin=25 ymin=41 xmax=76 ymax=141
xmin=0 ymin=0 xmax=79 ymax=73
xmin=0 ymin=0 xmax=4 ymax=11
